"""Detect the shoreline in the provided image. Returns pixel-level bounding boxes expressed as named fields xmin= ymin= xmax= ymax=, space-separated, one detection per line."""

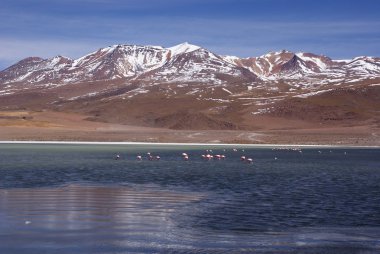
xmin=0 ymin=140 xmax=379 ymax=149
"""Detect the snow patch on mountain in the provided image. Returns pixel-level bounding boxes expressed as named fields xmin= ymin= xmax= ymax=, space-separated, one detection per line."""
xmin=168 ymin=42 xmax=201 ymax=57
xmin=294 ymin=88 xmax=335 ymax=98
xmin=296 ymin=53 xmax=327 ymax=70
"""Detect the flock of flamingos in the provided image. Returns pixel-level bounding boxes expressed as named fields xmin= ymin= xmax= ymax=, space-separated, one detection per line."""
xmin=113 ymin=148 xmax=305 ymax=163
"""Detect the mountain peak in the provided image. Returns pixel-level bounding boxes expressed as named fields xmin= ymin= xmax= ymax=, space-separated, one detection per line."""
xmin=260 ymin=50 xmax=294 ymax=59
xmin=168 ymin=42 xmax=201 ymax=57
xmin=52 ymin=55 xmax=72 ymax=61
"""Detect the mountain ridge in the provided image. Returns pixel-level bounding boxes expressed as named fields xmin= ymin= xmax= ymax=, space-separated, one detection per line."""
xmin=1 ymin=42 xmax=379 ymax=86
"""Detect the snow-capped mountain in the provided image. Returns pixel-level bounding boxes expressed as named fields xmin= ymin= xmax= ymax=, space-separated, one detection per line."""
xmin=0 ymin=56 xmax=74 ymax=85
xmin=1 ymin=42 xmax=379 ymax=88
xmin=0 ymin=42 xmax=379 ymax=132
xmin=343 ymin=56 xmax=380 ymax=76
xmin=0 ymin=42 xmax=258 ymax=87
xmin=138 ymin=46 xmax=257 ymax=85
xmin=223 ymin=50 xmax=380 ymax=80
xmin=0 ymin=44 xmax=171 ymax=85
xmin=69 ymin=44 xmax=170 ymax=81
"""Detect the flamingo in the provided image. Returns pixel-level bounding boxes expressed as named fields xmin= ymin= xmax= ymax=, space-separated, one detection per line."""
xmin=181 ymin=153 xmax=189 ymax=161
xmin=201 ymin=154 xmax=213 ymax=160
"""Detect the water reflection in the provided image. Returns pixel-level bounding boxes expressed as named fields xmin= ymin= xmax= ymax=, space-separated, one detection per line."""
xmin=1 ymin=184 xmax=202 ymax=228
xmin=1 ymin=184 xmax=379 ymax=253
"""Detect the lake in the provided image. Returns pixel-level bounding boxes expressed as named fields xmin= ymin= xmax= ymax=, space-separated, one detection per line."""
xmin=0 ymin=143 xmax=379 ymax=253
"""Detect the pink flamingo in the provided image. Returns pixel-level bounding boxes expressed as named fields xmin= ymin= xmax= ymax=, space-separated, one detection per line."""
xmin=246 ymin=158 xmax=253 ymax=163
xmin=214 ymin=155 xmax=222 ymax=160
xmin=181 ymin=153 xmax=189 ymax=161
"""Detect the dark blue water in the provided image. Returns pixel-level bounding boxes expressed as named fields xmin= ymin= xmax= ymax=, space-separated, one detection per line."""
xmin=0 ymin=144 xmax=379 ymax=253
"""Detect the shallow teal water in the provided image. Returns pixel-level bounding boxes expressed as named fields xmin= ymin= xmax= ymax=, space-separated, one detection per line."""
xmin=0 ymin=144 xmax=379 ymax=253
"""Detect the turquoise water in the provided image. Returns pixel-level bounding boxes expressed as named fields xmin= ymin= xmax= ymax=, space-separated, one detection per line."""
xmin=0 ymin=144 xmax=379 ymax=253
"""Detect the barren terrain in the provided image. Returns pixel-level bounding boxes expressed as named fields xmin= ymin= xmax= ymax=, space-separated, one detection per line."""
xmin=1 ymin=110 xmax=378 ymax=146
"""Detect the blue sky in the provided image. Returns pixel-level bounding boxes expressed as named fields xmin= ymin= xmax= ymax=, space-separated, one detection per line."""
xmin=1 ymin=0 xmax=379 ymax=70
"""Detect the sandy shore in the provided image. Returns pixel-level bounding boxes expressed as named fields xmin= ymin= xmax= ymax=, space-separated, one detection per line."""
xmin=1 ymin=140 xmax=379 ymax=148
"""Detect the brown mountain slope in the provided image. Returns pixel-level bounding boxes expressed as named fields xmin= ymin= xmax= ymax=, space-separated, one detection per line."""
xmin=267 ymin=86 xmax=380 ymax=124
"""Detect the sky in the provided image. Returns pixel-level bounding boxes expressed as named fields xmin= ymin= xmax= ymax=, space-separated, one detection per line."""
xmin=1 ymin=0 xmax=379 ymax=70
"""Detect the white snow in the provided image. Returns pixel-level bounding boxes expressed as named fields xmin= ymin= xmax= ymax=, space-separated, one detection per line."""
xmin=344 ymin=59 xmax=380 ymax=74
xmin=186 ymin=88 xmax=200 ymax=95
xmin=0 ymin=90 xmax=15 ymax=96
xmin=263 ymin=52 xmax=274 ymax=58
xmin=202 ymin=98 xmax=231 ymax=103
xmin=293 ymin=88 xmax=334 ymax=98
xmin=296 ymin=53 xmax=327 ymax=70
xmin=334 ymin=59 xmax=351 ymax=64
xmin=252 ymin=61 xmax=264 ymax=76
xmin=126 ymin=88 xmax=150 ymax=98
xmin=222 ymin=55 xmax=240 ymax=64
xmin=252 ymin=107 xmax=273 ymax=115
xmin=67 ymin=91 xmax=101 ymax=101
xmin=346 ymin=77 xmax=366 ymax=83
xmin=222 ymin=88 xmax=233 ymax=95
xmin=168 ymin=42 xmax=201 ymax=57
xmin=264 ymin=57 xmax=274 ymax=73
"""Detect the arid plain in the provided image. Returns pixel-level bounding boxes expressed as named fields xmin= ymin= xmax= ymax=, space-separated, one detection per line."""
xmin=0 ymin=110 xmax=378 ymax=146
